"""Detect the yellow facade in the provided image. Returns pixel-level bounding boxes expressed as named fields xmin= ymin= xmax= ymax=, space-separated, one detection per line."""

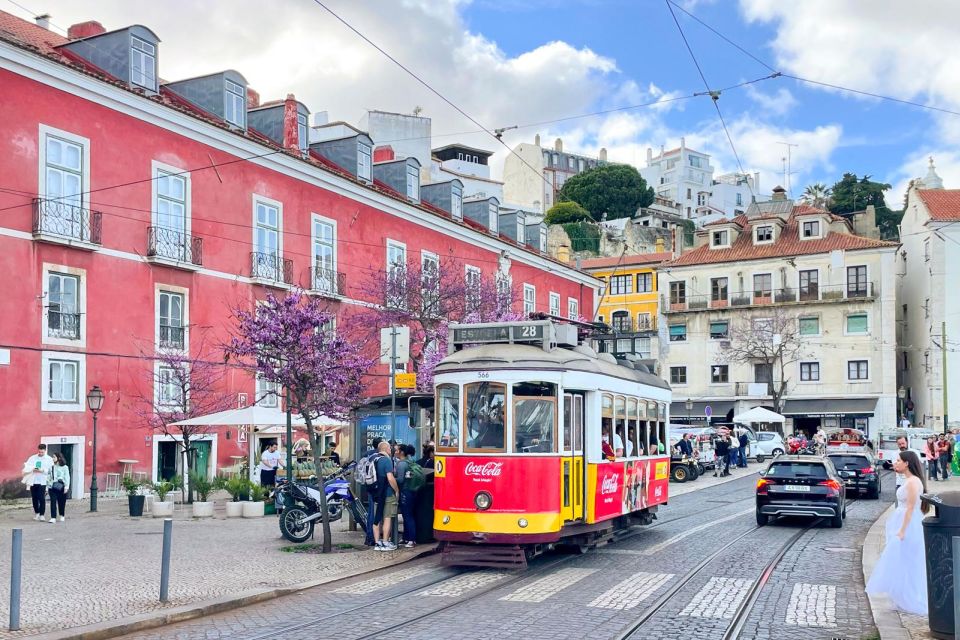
xmin=582 ymin=255 xmax=669 ymax=332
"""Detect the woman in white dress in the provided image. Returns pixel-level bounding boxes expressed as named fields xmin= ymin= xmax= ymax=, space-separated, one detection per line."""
xmin=866 ymin=450 xmax=929 ymax=615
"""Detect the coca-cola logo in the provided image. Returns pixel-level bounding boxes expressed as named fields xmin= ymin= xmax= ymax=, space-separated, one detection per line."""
xmin=464 ymin=461 xmax=504 ymax=478
xmin=600 ymin=474 xmax=619 ymax=495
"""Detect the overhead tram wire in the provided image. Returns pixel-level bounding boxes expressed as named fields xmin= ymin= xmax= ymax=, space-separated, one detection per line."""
xmin=665 ymin=0 xmax=755 ymax=200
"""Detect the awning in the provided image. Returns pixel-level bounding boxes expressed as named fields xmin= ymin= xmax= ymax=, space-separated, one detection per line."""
xmin=781 ymin=398 xmax=878 ymax=417
xmin=670 ymin=401 xmax=735 ymax=419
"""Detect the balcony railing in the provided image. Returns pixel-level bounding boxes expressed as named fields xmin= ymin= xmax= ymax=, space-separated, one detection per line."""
xmin=32 ymin=198 xmax=102 ymax=245
xmin=47 ymin=310 xmax=80 ymax=340
xmin=250 ymin=252 xmax=293 ymax=286
xmin=159 ymin=325 xmax=185 ymax=350
xmin=664 ymin=282 xmax=876 ymax=313
xmin=601 ymin=316 xmax=658 ymax=334
xmin=147 ymin=226 xmax=203 ymax=266
xmin=312 ymin=266 xmax=346 ymax=297
xmin=735 ymin=381 xmax=772 ymax=396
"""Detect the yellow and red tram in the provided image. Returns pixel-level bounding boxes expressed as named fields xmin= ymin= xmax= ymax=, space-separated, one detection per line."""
xmin=431 ymin=320 xmax=672 ymax=566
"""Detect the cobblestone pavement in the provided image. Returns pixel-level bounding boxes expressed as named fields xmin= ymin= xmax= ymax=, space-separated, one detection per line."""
xmin=0 ymin=494 xmax=420 ymax=639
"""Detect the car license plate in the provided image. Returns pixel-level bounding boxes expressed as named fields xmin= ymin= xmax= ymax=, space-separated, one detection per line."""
xmin=784 ymin=485 xmax=810 ymax=492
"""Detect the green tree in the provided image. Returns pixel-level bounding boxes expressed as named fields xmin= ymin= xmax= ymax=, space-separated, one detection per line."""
xmin=544 ymin=201 xmax=591 ymax=225
xmin=679 ymin=219 xmax=696 ymax=247
xmin=559 ymin=164 xmax=655 ymax=221
xmin=801 ymin=182 xmax=832 ymax=209
xmin=828 ymin=173 xmax=903 ymax=240
xmin=562 ymin=221 xmax=600 ymax=254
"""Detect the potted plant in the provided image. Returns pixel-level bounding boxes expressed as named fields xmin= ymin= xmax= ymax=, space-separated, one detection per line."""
xmin=122 ymin=476 xmax=145 ymax=517
xmin=151 ymin=479 xmax=175 ymax=517
xmin=190 ymin=473 xmax=215 ymax=518
xmin=243 ymin=483 xmax=266 ymax=518
xmin=224 ymin=477 xmax=250 ymax=518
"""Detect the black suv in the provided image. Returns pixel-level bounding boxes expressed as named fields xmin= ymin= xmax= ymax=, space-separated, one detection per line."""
xmin=827 ymin=452 xmax=881 ymax=499
xmin=756 ymin=455 xmax=846 ymax=528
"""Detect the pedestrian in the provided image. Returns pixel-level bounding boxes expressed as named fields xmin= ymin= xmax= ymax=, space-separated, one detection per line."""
xmin=714 ymin=434 xmax=730 ymax=477
xmin=48 ymin=452 xmax=70 ymax=523
xmin=363 ymin=437 xmax=384 ymax=546
xmin=371 ymin=441 xmax=399 ymax=552
xmin=937 ymin=434 xmax=951 ymax=479
xmin=22 ymin=443 xmax=53 ymax=521
xmin=396 ymin=444 xmax=418 ymax=548
xmin=894 ymin=436 xmax=922 ymax=505
xmin=677 ymin=434 xmax=693 ymax=458
xmin=258 ymin=442 xmax=283 ymax=488
xmin=418 ymin=443 xmax=435 ymax=470
xmin=737 ymin=428 xmax=749 ymax=468
xmin=726 ymin=431 xmax=739 ymax=472
xmin=899 ymin=415 xmax=911 ymax=430
xmin=866 ymin=450 xmax=929 ymax=615
xmin=924 ymin=436 xmax=940 ymax=481
xmin=325 ymin=442 xmax=340 ymax=466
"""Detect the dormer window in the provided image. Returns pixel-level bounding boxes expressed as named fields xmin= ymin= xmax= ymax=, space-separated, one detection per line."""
xmin=802 ymin=220 xmax=820 ymax=239
xmin=357 ymin=142 xmax=372 ymax=182
xmin=712 ymin=230 xmax=729 ymax=247
xmin=756 ymin=225 xmax=773 ymax=243
xmin=130 ymin=37 xmax=156 ymax=90
xmin=297 ymin=113 xmax=309 ymax=154
xmin=406 ymin=165 xmax=420 ymax=201
xmin=224 ymin=79 xmax=246 ymax=128
xmin=488 ymin=202 xmax=499 ymax=233
xmin=451 ymin=184 xmax=463 ymax=220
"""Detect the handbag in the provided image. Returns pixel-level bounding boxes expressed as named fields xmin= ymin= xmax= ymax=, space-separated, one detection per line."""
xmin=52 ymin=479 xmax=65 ymax=493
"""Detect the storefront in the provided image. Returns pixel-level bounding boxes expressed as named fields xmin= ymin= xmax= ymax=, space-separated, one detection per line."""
xmin=782 ymin=398 xmax=878 ymax=438
xmin=669 ymin=401 xmax=735 ymax=427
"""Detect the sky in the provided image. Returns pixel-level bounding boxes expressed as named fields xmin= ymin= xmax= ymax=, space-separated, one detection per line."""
xmin=8 ymin=0 xmax=960 ymax=208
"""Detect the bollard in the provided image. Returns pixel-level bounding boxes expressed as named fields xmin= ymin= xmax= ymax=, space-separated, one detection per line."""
xmin=159 ymin=518 xmax=172 ymax=602
xmin=9 ymin=529 xmax=22 ymax=631
xmin=954 ymin=536 xmax=959 ymax=640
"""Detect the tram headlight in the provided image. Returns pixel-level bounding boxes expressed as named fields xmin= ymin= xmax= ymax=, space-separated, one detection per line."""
xmin=474 ymin=491 xmax=492 ymax=511
xmin=518 ymin=518 xmax=529 ymax=528
xmin=442 ymin=515 xmax=451 ymax=524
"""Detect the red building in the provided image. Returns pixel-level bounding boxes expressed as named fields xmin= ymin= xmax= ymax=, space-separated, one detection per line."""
xmin=0 ymin=11 xmax=598 ymax=494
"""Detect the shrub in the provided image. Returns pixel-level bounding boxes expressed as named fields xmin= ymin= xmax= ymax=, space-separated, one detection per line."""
xmin=225 ymin=476 xmax=252 ymax=502
xmin=250 ymin=484 xmax=267 ymax=502
xmin=544 ymin=201 xmax=590 ymax=225
xmin=189 ymin=473 xmax=214 ymax=502
xmin=121 ymin=476 xmax=143 ymax=497
xmin=153 ymin=481 xmax=174 ymax=502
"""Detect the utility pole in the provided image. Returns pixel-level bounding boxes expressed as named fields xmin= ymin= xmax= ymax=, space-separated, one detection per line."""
xmin=389 ymin=326 xmax=399 ymax=546
xmin=943 ymin=321 xmax=949 ymax=434
xmin=777 ymin=141 xmax=798 ymax=197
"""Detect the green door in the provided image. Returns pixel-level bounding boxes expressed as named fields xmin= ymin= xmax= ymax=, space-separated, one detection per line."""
xmin=190 ymin=441 xmax=212 ymax=479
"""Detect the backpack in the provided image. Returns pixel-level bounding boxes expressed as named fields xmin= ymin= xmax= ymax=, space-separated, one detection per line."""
xmin=357 ymin=453 xmax=383 ymax=488
xmin=403 ymin=460 xmax=426 ymax=492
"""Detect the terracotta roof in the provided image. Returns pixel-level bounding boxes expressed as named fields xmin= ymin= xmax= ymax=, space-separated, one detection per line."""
xmin=0 ymin=12 xmax=67 ymax=53
xmin=667 ymin=208 xmax=896 ymax=267
xmin=579 ymin=252 xmax=673 ymax=270
xmin=917 ymin=189 xmax=960 ymax=222
xmin=702 ymin=216 xmax=745 ymax=228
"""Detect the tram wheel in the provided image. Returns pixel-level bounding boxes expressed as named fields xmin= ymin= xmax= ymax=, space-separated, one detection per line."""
xmin=671 ymin=465 xmax=689 ymax=483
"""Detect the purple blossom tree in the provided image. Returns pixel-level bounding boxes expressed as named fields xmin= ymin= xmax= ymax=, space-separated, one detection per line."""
xmin=225 ymin=291 xmax=374 ymax=553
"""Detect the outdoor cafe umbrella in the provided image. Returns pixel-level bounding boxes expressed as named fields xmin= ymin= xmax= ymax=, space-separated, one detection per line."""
xmin=732 ymin=406 xmax=786 ymax=425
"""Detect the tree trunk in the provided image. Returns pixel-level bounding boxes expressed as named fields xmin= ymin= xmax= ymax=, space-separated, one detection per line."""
xmin=305 ymin=417 xmax=333 ymax=554
xmin=181 ymin=436 xmax=193 ymax=504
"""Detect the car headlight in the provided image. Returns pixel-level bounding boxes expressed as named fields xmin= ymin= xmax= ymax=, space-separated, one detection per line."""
xmin=518 ymin=518 xmax=528 ymax=528
xmin=442 ymin=515 xmax=451 ymax=524
xmin=474 ymin=491 xmax=492 ymax=510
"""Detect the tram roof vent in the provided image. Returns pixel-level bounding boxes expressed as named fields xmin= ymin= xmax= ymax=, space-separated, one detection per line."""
xmin=597 ymin=353 xmax=618 ymax=365
xmin=572 ymin=344 xmax=597 ymax=358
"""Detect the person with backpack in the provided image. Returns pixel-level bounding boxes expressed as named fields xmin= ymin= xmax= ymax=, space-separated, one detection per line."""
xmin=360 ymin=437 xmax=383 ymax=546
xmin=396 ymin=444 xmax=424 ymax=548
xmin=371 ymin=441 xmax=399 ymax=551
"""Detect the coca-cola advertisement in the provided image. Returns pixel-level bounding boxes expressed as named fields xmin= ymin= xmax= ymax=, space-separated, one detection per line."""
xmin=435 ymin=456 xmax=559 ymax=513
xmin=593 ymin=463 xmax=623 ymax=521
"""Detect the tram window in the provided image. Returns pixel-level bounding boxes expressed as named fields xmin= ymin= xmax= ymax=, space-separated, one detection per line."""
xmin=563 ymin=394 xmax=572 ymax=453
xmin=436 ymin=384 xmax=460 ymax=452
xmin=464 ymin=382 xmax=506 ymax=452
xmin=601 ymin=393 xmax=614 ymax=456
xmin=627 ymin=398 xmax=639 ymax=458
xmin=513 ymin=381 xmax=557 ymax=453
xmin=573 ymin=395 xmax=584 ymax=452
xmin=646 ymin=401 xmax=658 ymax=453
xmin=658 ymin=403 xmax=668 ymax=454
xmin=614 ymin=395 xmax=628 ymax=457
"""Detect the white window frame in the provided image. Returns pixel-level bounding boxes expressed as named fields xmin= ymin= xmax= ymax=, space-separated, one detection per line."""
xmin=752 ymin=271 xmax=774 ymax=301
xmin=638 ymin=312 xmax=653 ymax=330
xmin=844 ymin=311 xmax=870 ymax=336
xmin=130 ymin=36 xmax=157 ymax=90
xmin=40 ymin=351 xmax=86 ymax=412
xmin=755 ymin=225 xmax=774 ymax=244
xmin=38 ymin=124 xmax=90 ymax=212
xmin=406 ymin=164 xmax=420 ymax=201
xmin=800 ymin=219 xmax=821 ymax=240
xmin=151 ymin=160 xmax=192 ymax=238
xmin=252 ymin=194 xmax=283 ymax=259
xmin=224 ymin=79 xmax=246 ymax=128
xmin=711 ymin=229 xmax=729 ymax=248
xmin=488 ymin=202 xmax=499 ymax=234
xmin=386 ymin=239 xmax=407 ymax=276
xmin=421 ymin=250 xmax=440 ymax=307
xmin=311 ymin=214 xmax=338 ymax=293
xmin=846 ymin=359 xmax=870 ymax=382
xmin=155 ymin=284 xmax=189 ymax=353
xmin=846 ymin=264 xmax=870 ymax=297
xmin=523 ymin=283 xmax=536 ymax=315
xmin=297 ymin=112 xmax=309 ymax=153
xmin=357 ymin=141 xmax=372 ymax=182
xmin=156 ymin=361 xmax=188 ymax=409
xmin=636 ymin=272 xmax=654 ymax=293
xmin=465 ymin=265 xmax=481 ymax=310
xmin=799 ymin=361 xmax=820 ymax=383
xmin=41 ymin=263 xmax=87 ymax=348
xmin=450 ymin=183 xmax=463 ymax=220
xmin=567 ymin=297 xmax=579 ymax=320
xmin=256 ymin=374 xmax=279 ymax=408
xmin=549 ymin=292 xmax=560 ymax=316
xmin=710 ymin=364 xmax=729 ymax=384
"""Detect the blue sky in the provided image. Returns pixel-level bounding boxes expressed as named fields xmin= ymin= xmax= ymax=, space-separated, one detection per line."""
xmin=20 ymin=0 xmax=960 ymax=206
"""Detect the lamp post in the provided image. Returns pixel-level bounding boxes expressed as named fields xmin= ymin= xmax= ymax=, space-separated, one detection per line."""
xmin=897 ymin=386 xmax=906 ymax=426
xmin=86 ymin=385 xmax=104 ymax=512
xmin=685 ymin=398 xmax=693 ymax=424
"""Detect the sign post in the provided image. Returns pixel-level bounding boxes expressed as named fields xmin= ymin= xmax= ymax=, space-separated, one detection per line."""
xmin=381 ymin=326 xmax=410 ymax=547
xmin=705 ymin=405 xmax=713 ymax=420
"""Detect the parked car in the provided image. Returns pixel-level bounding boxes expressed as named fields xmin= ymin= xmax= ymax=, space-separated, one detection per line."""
xmin=826 ymin=452 xmax=881 ymax=499
xmin=751 ymin=431 xmax=786 ymax=462
xmin=756 ymin=455 xmax=847 ymax=528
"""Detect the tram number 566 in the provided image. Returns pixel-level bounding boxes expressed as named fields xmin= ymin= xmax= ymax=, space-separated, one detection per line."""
xmin=477 ymin=372 xmax=490 ymax=379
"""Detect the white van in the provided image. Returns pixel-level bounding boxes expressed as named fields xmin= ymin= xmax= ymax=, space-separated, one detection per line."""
xmin=751 ymin=431 xmax=786 ymax=462
xmin=875 ymin=428 xmax=935 ymax=469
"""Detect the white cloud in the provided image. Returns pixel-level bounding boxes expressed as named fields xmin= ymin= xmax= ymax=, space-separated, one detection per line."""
xmin=889 ymin=151 xmax=960 ymax=207
xmin=743 ymin=85 xmax=797 ymax=116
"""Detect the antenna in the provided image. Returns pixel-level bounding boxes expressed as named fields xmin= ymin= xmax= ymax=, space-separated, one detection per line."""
xmin=777 ymin=141 xmax=798 ymax=196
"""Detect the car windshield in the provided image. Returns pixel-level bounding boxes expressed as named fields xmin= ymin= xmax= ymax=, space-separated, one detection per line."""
xmin=828 ymin=455 xmax=870 ymax=468
xmin=766 ymin=462 xmax=828 ymax=479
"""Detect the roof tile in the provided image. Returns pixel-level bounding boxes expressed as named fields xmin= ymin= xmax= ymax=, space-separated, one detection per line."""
xmin=917 ymin=189 xmax=960 ymax=222
xmin=579 ymin=252 xmax=672 ymax=270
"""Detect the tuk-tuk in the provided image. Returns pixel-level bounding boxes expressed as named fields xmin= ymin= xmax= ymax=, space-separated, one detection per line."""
xmin=824 ymin=427 xmax=870 ymax=454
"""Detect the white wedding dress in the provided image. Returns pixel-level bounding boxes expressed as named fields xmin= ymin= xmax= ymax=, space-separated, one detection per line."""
xmin=865 ymin=479 xmax=928 ymax=615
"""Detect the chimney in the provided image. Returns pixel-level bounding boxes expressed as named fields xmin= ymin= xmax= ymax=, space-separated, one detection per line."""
xmin=599 ymin=148 xmax=608 ymax=162
xmin=34 ymin=14 xmax=51 ymax=30
xmin=680 ymin=136 xmax=686 ymax=150
xmin=246 ymin=87 xmax=260 ymax=109
xmin=646 ymin=147 xmax=653 ymax=163
xmin=282 ymin=94 xmax=300 ymax=152
xmin=310 ymin=111 xmax=328 ymax=127
xmin=534 ymin=134 xmax=541 ymax=147
xmin=67 ymin=20 xmax=106 ymax=39
xmin=655 ymin=237 xmax=665 ymax=253
xmin=554 ymin=138 xmax=563 ymax=153
xmin=373 ymin=145 xmax=395 ymax=163
xmin=771 ymin=185 xmax=787 ymax=201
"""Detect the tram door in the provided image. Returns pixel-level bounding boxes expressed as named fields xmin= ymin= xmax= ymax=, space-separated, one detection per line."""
xmin=563 ymin=393 xmax=586 ymax=522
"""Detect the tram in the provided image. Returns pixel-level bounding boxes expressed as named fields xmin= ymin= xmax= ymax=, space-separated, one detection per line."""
xmin=431 ymin=320 xmax=672 ymax=567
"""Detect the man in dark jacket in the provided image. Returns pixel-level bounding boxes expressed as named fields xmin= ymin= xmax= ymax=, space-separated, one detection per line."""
xmin=737 ymin=430 xmax=750 ymax=468
xmin=714 ymin=435 xmax=730 ymax=477
xmin=677 ymin=434 xmax=694 ymax=457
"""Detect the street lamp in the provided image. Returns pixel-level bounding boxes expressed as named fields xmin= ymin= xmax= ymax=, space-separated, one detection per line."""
xmin=685 ymin=398 xmax=693 ymax=423
xmin=86 ymin=385 xmax=104 ymax=512
xmin=897 ymin=386 xmax=906 ymax=425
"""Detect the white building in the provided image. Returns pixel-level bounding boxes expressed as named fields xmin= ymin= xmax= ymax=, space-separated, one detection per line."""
xmin=659 ymin=190 xmax=899 ymax=437
xmin=898 ymin=159 xmax=960 ymax=430
xmin=429 ymin=143 xmax=504 ymax=202
xmin=358 ymin=109 xmax=432 ymax=171
xmin=502 ymin=135 xmax=607 ymax=213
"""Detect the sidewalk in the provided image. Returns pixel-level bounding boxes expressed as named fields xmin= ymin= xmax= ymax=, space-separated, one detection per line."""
xmin=669 ymin=461 xmax=759 ymax=498
xmin=0 ymin=494 xmax=428 ymax=639
xmin=862 ymin=471 xmax=960 ymax=639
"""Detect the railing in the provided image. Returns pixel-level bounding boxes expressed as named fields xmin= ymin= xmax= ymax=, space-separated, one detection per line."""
xmin=147 ymin=226 xmax=203 ymax=266
xmin=32 ymin=198 xmax=102 ymax=245
xmin=311 ymin=266 xmax=346 ymax=297
xmin=250 ymin=252 xmax=293 ymax=285
xmin=159 ymin=325 xmax=185 ymax=350
xmin=47 ymin=310 xmax=80 ymax=339
xmin=735 ymin=381 xmax=772 ymax=396
xmin=602 ymin=316 xmax=658 ymax=334
xmin=664 ymin=282 xmax=876 ymax=312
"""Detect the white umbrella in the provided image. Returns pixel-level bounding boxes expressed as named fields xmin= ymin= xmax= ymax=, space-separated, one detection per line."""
xmin=169 ymin=404 xmax=308 ymax=427
xmin=732 ymin=407 xmax=786 ymax=424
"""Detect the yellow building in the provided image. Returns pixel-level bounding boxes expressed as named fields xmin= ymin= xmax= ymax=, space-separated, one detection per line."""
xmin=580 ymin=251 xmax=672 ymax=362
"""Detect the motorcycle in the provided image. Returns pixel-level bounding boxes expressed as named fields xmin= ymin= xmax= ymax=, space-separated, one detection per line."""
xmin=275 ymin=463 xmax=368 ymax=543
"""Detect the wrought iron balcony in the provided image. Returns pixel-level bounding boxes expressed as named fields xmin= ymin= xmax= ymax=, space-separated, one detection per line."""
xmin=602 ymin=316 xmax=658 ymax=334
xmin=311 ymin=266 xmax=346 ymax=297
xmin=250 ymin=252 xmax=293 ymax=286
xmin=47 ymin=310 xmax=80 ymax=340
xmin=159 ymin=325 xmax=185 ymax=350
xmin=147 ymin=226 xmax=203 ymax=267
xmin=663 ymin=282 xmax=876 ymax=313
xmin=32 ymin=198 xmax=102 ymax=246
xmin=735 ymin=381 xmax=772 ymax=397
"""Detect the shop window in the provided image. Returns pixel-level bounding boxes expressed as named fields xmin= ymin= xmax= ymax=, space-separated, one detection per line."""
xmin=513 ymin=381 xmax=556 ymax=453
xmin=464 ymin=382 xmax=506 ymax=452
